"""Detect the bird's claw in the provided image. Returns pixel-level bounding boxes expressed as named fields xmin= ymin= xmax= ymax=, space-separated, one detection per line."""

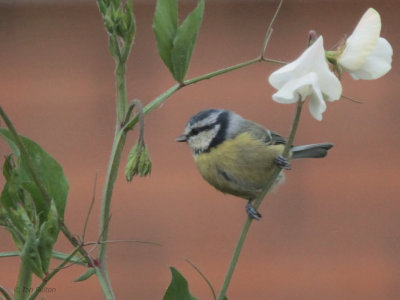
xmin=246 ymin=202 xmax=262 ymax=220
xmin=275 ymin=155 xmax=291 ymax=170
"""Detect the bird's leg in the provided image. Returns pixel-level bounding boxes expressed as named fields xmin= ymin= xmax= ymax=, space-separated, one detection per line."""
xmin=246 ymin=200 xmax=262 ymax=220
xmin=274 ymin=155 xmax=291 ymax=170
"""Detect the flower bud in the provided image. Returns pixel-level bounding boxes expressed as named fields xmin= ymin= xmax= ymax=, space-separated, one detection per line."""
xmin=125 ymin=142 xmax=152 ymax=182
xmin=104 ymin=5 xmax=115 ymax=33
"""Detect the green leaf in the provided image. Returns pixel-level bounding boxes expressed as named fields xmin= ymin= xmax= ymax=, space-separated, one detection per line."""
xmin=163 ymin=267 xmax=198 ymax=300
xmin=153 ymin=0 xmax=204 ymax=82
xmin=97 ymin=0 xmax=108 ymax=16
xmin=124 ymin=0 xmax=136 ymax=41
xmin=0 ymin=128 xmax=68 ymax=222
xmin=37 ymin=200 xmax=59 ymax=274
xmin=4 ymin=204 xmax=35 ymax=251
xmin=2 ymin=155 xmax=15 ymax=181
xmin=170 ymin=0 xmax=205 ymax=82
xmin=21 ymin=226 xmax=43 ymax=278
xmin=74 ymin=268 xmax=96 ymax=282
xmin=153 ymin=0 xmax=178 ymax=74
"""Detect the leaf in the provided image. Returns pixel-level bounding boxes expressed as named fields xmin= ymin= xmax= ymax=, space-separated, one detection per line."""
xmin=153 ymin=0 xmax=204 ymax=82
xmin=163 ymin=267 xmax=198 ymax=300
xmin=2 ymin=155 xmax=15 ymax=181
xmin=0 ymin=128 xmax=68 ymax=222
xmin=123 ymin=0 xmax=136 ymax=41
xmin=170 ymin=0 xmax=205 ymax=82
xmin=37 ymin=200 xmax=59 ymax=274
xmin=74 ymin=268 xmax=96 ymax=282
xmin=21 ymin=226 xmax=43 ymax=278
xmin=153 ymin=0 xmax=178 ymax=73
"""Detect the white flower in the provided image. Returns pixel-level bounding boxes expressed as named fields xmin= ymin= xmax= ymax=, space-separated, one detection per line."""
xmin=338 ymin=8 xmax=393 ymax=80
xmin=268 ymin=36 xmax=342 ymax=121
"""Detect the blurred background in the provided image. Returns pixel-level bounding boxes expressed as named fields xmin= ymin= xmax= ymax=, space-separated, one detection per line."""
xmin=1 ymin=0 xmax=399 ymax=299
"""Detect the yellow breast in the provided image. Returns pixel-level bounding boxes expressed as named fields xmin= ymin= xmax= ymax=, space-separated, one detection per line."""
xmin=194 ymin=133 xmax=285 ymax=200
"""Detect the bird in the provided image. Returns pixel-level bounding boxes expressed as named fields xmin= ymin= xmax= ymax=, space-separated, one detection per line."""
xmin=176 ymin=109 xmax=333 ymax=220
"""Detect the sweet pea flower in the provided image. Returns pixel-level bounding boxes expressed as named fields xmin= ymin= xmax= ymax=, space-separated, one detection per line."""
xmin=337 ymin=8 xmax=393 ymax=80
xmin=269 ymin=36 xmax=342 ymax=121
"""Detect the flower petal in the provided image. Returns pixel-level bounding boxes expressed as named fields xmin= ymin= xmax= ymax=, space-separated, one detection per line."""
xmin=338 ymin=8 xmax=381 ymax=70
xmin=349 ymin=37 xmax=393 ymax=80
xmin=269 ymin=36 xmax=342 ymax=120
xmin=272 ymin=72 xmax=319 ymax=104
xmin=269 ymin=37 xmax=324 ymax=89
xmin=309 ymin=93 xmax=327 ymax=121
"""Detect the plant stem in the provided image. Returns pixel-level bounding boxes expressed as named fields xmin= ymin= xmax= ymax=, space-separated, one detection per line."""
xmin=185 ymin=258 xmax=217 ymax=300
xmin=14 ymin=260 xmax=32 ymax=300
xmin=183 ymin=57 xmax=261 ymax=86
xmin=27 ymin=246 xmax=81 ymax=300
xmin=96 ymin=128 xmax=126 ymax=300
xmin=94 ymin=267 xmax=115 ymax=300
xmin=116 ymin=62 xmax=128 ymax=125
xmin=0 ymin=285 xmax=12 ymax=300
xmin=217 ymin=100 xmax=303 ymax=300
xmin=124 ymin=53 xmax=286 ymax=131
xmin=125 ymin=56 xmax=273 ymax=130
xmin=260 ymin=0 xmax=284 ymax=58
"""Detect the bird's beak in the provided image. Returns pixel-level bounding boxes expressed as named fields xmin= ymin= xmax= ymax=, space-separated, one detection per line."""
xmin=175 ymin=134 xmax=187 ymax=142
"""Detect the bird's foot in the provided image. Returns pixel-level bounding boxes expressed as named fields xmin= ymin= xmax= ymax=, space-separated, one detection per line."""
xmin=275 ymin=155 xmax=291 ymax=170
xmin=246 ymin=202 xmax=262 ymax=220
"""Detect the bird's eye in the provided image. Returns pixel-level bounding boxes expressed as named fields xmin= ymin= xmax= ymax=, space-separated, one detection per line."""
xmin=191 ymin=128 xmax=200 ymax=135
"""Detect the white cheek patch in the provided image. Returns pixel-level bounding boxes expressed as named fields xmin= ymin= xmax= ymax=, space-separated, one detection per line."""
xmin=188 ymin=124 xmax=221 ymax=154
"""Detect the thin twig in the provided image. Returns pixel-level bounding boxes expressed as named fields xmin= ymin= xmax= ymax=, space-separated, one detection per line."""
xmin=27 ymin=246 xmax=81 ymax=300
xmin=0 ymin=286 xmax=11 ymax=300
xmin=84 ymin=239 xmax=162 ymax=247
xmin=260 ymin=0 xmax=284 ymax=58
xmin=262 ymin=57 xmax=287 ymax=64
xmin=82 ymin=174 xmax=98 ymax=242
xmin=341 ymin=94 xmax=363 ymax=104
xmin=185 ymin=258 xmax=216 ymax=300
xmin=98 ymin=214 xmax=112 ymax=244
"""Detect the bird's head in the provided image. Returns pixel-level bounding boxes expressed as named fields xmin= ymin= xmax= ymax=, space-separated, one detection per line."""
xmin=176 ymin=109 xmax=243 ymax=155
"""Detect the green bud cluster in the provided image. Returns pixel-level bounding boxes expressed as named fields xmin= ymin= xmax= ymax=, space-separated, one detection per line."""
xmin=97 ymin=0 xmax=135 ymax=44
xmin=125 ymin=142 xmax=152 ymax=182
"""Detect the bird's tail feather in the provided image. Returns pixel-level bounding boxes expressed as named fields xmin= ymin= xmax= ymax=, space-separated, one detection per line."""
xmin=291 ymin=143 xmax=333 ymax=159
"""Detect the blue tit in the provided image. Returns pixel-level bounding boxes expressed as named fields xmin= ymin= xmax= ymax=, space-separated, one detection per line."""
xmin=176 ymin=109 xmax=332 ymax=220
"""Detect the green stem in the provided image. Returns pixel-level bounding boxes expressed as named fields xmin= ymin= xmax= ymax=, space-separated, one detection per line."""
xmin=260 ymin=0 xmax=284 ymax=58
xmin=94 ymin=267 xmax=115 ymax=300
xmin=217 ymin=100 xmax=303 ymax=300
xmin=183 ymin=57 xmax=261 ymax=86
xmin=116 ymin=62 xmax=128 ymax=125
xmin=98 ymin=130 xmax=126 ymax=256
xmin=125 ymin=56 xmax=270 ymax=130
xmin=14 ymin=261 xmax=32 ymax=300
xmin=27 ymin=246 xmax=80 ymax=300
xmin=124 ymin=53 xmax=286 ymax=130
xmin=185 ymin=258 xmax=217 ymax=300
xmin=96 ymin=129 xmax=126 ymax=300
xmin=0 ymin=285 xmax=12 ymax=300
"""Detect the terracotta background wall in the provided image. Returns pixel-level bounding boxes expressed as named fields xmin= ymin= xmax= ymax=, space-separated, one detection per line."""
xmin=1 ymin=0 xmax=399 ymax=299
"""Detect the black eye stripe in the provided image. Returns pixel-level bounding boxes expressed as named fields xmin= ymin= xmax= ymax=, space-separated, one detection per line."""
xmin=189 ymin=123 xmax=216 ymax=136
